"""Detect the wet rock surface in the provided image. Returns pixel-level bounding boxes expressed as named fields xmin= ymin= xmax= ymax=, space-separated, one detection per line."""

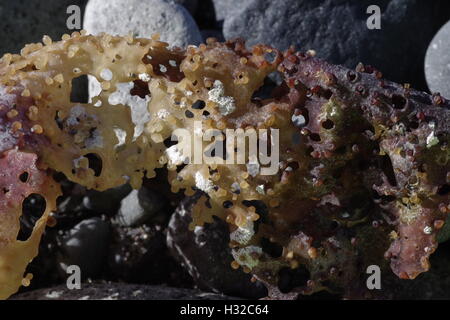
xmin=106 ymin=224 xmax=192 ymax=287
xmin=167 ymin=196 xmax=268 ymax=299
xmin=56 ymin=217 xmax=111 ymax=279
xmin=11 ymin=282 xmax=239 ymax=300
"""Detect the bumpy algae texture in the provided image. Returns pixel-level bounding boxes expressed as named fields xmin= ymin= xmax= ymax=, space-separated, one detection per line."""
xmin=0 ymin=33 xmax=448 ymax=299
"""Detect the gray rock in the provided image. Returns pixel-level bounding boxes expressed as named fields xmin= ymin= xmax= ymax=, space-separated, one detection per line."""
xmin=425 ymin=20 xmax=450 ymax=99
xmin=83 ymin=0 xmax=202 ymax=48
xmin=167 ymin=196 xmax=267 ymax=299
xmin=116 ymin=187 xmax=164 ymax=227
xmin=0 ymin=1 xmax=89 ymax=103
xmin=223 ymin=0 xmax=450 ymax=90
xmin=83 ymin=184 xmax=132 ymax=215
xmin=212 ymin=0 xmax=252 ymax=22
xmin=57 ymin=217 xmax=111 ymax=278
xmin=0 ymin=1 xmax=88 ymax=56
xmin=107 ymin=224 xmax=188 ymax=285
xmin=11 ymin=282 xmax=239 ymax=300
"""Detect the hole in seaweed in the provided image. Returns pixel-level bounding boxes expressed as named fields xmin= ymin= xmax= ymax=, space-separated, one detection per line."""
xmin=323 ymin=89 xmax=333 ymax=100
xmin=287 ymin=161 xmax=299 ymax=171
xmin=379 ymin=154 xmax=397 ymax=186
xmin=191 ymin=100 xmax=205 ymax=110
xmin=85 ymin=153 xmax=102 ymax=177
xmin=322 ymin=119 xmax=334 ymax=130
xmin=223 ymin=200 xmax=233 ymax=209
xmin=309 ymin=133 xmax=321 ymax=142
xmin=241 ymin=200 xmax=268 ymax=216
xmin=409 ymin=120 xmax=419 ymax=130
xmin=346 ymin=71 xmax=358 ymax=82
xmin=278 ymin=266 xmax=310 ymax=293
xmin=19 ymin=172 xmax=29 ymax=183
xmin=185 ymin=110 xmax=194 ymax=118
xmin=264 ymin=51 xmax=278 ymax=64
xmin=391 ymin=94 xmax=407 ymax=110
xmin=437 ymin=184 xmax=450 ymax=196
xmin=55 ymin=112 xmax=63 ymax=130
xmin=17 ymin=194 xmax=46 ymax=241
xmin=70 ymin=75 xmax=89 ymax=103
xmin=130 ymin=79 xmax=150 ymax=98
xmin=334 ymin=146 xmax=347 ymax=155
xmin=261 ymin=237 xmax=283 ymax=258
xmin=306 ymin=146 xmax=314 ymax=156
xmin=381 ymin=195 xmax=396 ymax=203
xmin=330 ymin=220 xmax=339 ymax=230
xmin=251 ymin=75 xmax=278 ymax=101
xmin=163 ymin=137 xmax=177 ymax=148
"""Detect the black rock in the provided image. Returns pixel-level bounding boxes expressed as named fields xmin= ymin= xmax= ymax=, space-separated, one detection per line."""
xmin=11 ymin=282 xmax=240 ymax=300
xmin=0 ymin=0 xmax=88 ymax=55
xmin=193 ymin=0 xmax=218 ymax=30
xmin=107 ymin=224 xmax=192 ymax=286
xmin=223 ymin=0 xmax=450 ymax=90
xmin=83 ymin=184 xmax=132 ymax=216
xmin=56 ymin=217 xmax=111 ymax=279
xmin=167 ymin=196 xmax=268 ymax=299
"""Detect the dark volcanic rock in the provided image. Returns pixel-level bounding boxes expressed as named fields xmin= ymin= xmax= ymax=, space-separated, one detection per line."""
xmin=56 ymin=217 xmax=111 ymax=279
xmin=223 ymin=0 xmax=450 ymax=90
xmin=83 ymin=184 xmax=132 ymax=216
xmin=0 ymin=1 xmax=88 ymax=56
xmin=107 ymin=224 xmax=192 ymax=286
xmin=11 ymin=282 xmax=239 ymax=300
xmin=167 ymin=196 xmax=268 ymax=299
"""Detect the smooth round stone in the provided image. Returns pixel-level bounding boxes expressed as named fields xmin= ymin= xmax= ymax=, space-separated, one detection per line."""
xmin=223 ymin=0 xmax=450 ymax=90
xmin=83 ymin=0 xmax=202 ymax=48
xmin=425 ymin=20 xmax=450 ymax=99
xmin=56 ymin=217 xmax=111 ymax=278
